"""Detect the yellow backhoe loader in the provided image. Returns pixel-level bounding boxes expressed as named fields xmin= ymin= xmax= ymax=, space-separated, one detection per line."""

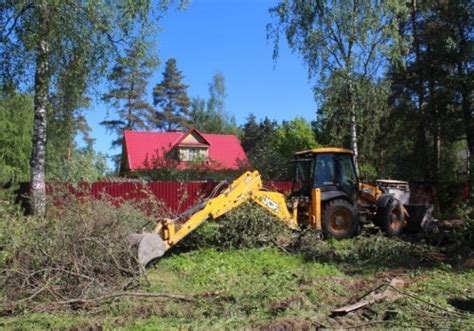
xmin=130 ymin=148 xmax=425 ymax=266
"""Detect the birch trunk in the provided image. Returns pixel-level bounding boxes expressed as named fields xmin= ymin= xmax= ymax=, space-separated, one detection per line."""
xmin=349 ymin=80 xmax=359 ymax=176
xmin=348 ymin=1 xmax=359 ymax=176
xmin=30 ymin=4 xmax=50 ymax=216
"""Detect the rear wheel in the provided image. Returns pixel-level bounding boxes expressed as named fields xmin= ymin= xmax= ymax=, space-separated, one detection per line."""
xmin=322 ymin=199 xmax=360 ymax=239
xmin=376 ymin=198 xmax=405 ymax=236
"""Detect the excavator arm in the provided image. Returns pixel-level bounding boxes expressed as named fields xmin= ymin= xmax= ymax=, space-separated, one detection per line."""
xmin=161 ymin=171 xmax=299 ymax=247
xmin=131 ymin=171 xmax=299 ymax=266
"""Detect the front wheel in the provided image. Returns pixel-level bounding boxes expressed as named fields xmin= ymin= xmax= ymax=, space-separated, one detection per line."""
xmin=375 ymin=198 xmax=405 ymax=236
xmin=322 ymin=199 xmax=360 ymax=239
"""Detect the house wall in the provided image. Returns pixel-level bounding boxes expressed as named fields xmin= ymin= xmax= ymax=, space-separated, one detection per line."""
xmin=181 ymin=133 xmax=203 ymax=144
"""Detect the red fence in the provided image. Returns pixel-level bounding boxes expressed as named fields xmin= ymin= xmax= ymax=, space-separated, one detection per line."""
xmin=17 ymin=179 xmax=469 ymax=215
xmin=18 ymin=180 xmax=293 ymax=215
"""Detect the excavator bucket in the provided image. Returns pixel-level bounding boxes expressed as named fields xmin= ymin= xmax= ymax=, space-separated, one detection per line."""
xmin=128 ymin=233 xmax=167 ymax=267
xmin=404 ymin=204 xmax=435 ymax=232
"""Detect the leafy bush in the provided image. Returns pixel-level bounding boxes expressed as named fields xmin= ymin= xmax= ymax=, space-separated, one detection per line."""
xmin=216 ymin=203 xmax=294 ymax=248
xmin=177 ymin=203 xmax=294 ymax=250
xmin=46 ymin=149 xmax=108 ymax=182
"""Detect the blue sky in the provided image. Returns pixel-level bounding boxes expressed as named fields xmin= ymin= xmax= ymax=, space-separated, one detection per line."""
xmin=85 ymin=0 xmax=317 ymax=161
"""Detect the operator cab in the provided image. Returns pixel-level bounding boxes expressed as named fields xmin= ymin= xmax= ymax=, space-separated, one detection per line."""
xmin=292 ymin=148 xmax=358 ymax=202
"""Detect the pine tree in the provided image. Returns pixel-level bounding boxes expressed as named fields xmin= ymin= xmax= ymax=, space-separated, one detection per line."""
xmin=152 ymin=58 xmax=190 ymax=131
xmin=102 ymin=41 xmax=157 ymax=150
xmin=387 ymin=0 xmax=473 ymax=188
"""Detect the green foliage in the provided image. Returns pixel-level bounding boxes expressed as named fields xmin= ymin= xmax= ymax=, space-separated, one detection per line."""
xmin=269 ymin=0 xmax=408 ymax=169
xmin=268 ymin=0 xmax=407 ymax=81
xmin=46 ymin=148 xmax=108 ymax=182
xmin=315 ymin=75 xmax=390 ymax=173
xmin=358 ymin=163 xmax=378 ymax=182
xmin=138 ymin=168 xmax=243 ymax=182
xmin=135 ymin=151 xmax=244 ymax=181
xmin=216 ymin=203 xmax=293 ymax=248
xmin=240 ymin=115 xmax=317 ymax=180
xmin=385 ymin=0 xmax=472 ymax=186
xmin=152 ymin=58 xmax=191 ymax=131
xmin=298 ymin=234 xmax=437 ymax=271
xmin=1 ymin=1 xmax=185 ymax=215
xmin=190 ymin=73 xmax=238 ymax=134
xmin=272 ymin=117 xmax=318 ymax=178
xmin=0 ymin=94 xmax=107 ymax=182
xmin=241 ymin=114 xmax=284 ymax=179
xmin=4 ymin=243 xmax=472 ymax=329
xmin=0 ymin=92 xmax=33 ymax=182
xmin=101 ymin=40 xmax=158 ymax=151
xmin=47 ymin=40 xmax=94 ymax=163
xmin=155 ymin=248 xmax=340 ymax=293
xmin=274 ymin=117 xmax=318 ymax=160
xmin=1 ymin=1 xmax=170 ymax=88
xmin=2 ymin=198 xmax=473 ymax=329
xmin=178 ymin=203 xmax=294 ymax=250
xmin=448 ymin=202 xmax=474 ymax=249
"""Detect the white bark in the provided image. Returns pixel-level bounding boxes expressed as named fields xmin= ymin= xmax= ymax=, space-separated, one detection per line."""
xmin=30 ymin=5 xmax=50 ymax=216
xmin=349 ymin=80 xmax=359 ymax=176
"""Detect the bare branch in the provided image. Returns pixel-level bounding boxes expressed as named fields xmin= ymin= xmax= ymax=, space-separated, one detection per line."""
xmin=4 ymin=3 xmax=34 ymax=38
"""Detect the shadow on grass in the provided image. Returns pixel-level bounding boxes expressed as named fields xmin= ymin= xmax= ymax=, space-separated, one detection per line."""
xmin=448 ymin=298 xmax=474 ymax=313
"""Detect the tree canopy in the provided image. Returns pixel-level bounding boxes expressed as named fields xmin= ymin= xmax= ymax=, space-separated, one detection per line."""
xmin=0 ymin=92 xmax=33 ymax=182
xmin=0 ymin=0 xmax=184 ymax=215
xmin=152 ymin=58 xmax=191 ymax=132
xmin=268 ymin=0 xmax=408 ymax=171
xmin=101 ymin=40 xmax=158 ymax=166
xmin=190 ymin=73 xmax=238 ymax=134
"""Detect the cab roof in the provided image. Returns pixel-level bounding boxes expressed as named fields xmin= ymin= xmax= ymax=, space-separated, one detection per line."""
xmin=294 ymin=147 xmax=353 ymax=156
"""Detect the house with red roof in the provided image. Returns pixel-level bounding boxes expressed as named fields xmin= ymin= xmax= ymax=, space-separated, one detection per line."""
xmin=120 ymin=129 xmax=249 ymax=176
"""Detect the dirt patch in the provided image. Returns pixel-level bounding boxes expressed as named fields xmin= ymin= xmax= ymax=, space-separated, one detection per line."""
xmin=268 ymin=295 xmax=305 ymax=314
xmin=258 ymin=318 xmax=317 ymax=331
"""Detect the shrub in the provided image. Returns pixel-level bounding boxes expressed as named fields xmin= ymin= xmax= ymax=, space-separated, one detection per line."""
xmin=177 ymin=203 xmax=294 ymax=250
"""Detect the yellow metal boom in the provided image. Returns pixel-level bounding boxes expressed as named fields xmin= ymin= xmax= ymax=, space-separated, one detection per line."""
xmin=157 ymin=171 xmax=299 ymax=250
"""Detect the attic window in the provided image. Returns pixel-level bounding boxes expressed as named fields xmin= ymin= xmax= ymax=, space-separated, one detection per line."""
xmin=179 ymin=147 xmax=208 ymax=162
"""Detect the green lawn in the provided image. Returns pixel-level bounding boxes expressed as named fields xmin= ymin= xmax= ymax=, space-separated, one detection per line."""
xmin=2 ymin=246 xmax=473 ymax=330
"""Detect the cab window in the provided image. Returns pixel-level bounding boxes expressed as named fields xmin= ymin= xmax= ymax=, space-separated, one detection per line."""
xmin=314 ymin=154 xmax=336 ymax=187
xmin=293 ymin=159 xmax=312 ymax=192
xmin=338 ymin=155 xmax=356 ymax=184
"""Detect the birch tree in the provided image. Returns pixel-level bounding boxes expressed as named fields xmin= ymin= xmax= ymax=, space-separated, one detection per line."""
xmin=268 ymin=0 xmax=408 ymax=173
xmin=0 ymin=0 xmax=185 ymax=216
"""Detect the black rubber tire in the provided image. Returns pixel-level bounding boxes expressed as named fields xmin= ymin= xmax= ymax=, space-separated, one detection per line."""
xmin=375 ymin=198 xmax=405 ymax=236
xmin=322 ymin=199 xmax=360 ymax=239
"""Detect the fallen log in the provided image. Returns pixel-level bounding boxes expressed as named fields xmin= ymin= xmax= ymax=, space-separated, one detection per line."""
xmin=332 ymin=278 xmax=404 ymax=315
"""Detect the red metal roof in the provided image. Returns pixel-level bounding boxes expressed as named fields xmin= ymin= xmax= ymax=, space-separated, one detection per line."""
xmin=123 ymin=130 xmax=249 ymax=171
